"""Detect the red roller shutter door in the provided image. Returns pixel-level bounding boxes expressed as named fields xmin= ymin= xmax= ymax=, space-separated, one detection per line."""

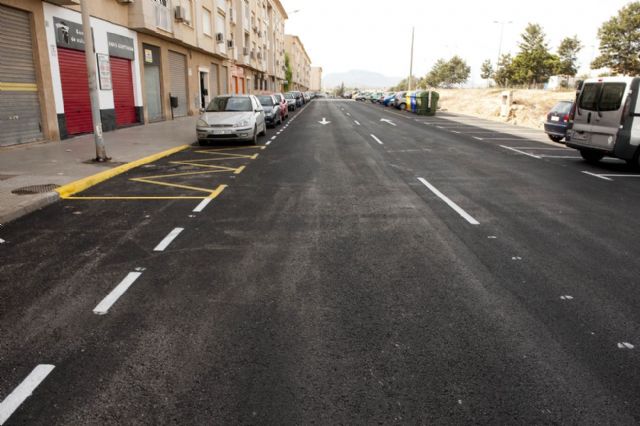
xmin=58 ymin=48 xmax=93 ymax=135
xmin=110 ymin=56 xmax=136 ymax=126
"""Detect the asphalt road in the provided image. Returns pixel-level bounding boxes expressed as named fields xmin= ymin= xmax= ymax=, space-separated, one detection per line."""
xmin=1 ymin=99 xmax=639 ymax=424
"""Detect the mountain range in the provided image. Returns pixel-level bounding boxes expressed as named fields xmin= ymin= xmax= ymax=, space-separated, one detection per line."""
xmin=323 ymin=70 xmax=402 ymax=89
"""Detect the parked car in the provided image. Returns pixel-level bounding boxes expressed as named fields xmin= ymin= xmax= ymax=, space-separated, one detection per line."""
xmin=288 ymin=91 xmax=304 ymax=107
xmin=393 ymin=91 xmax=407 ymax=109
xmin=355 ymin=92 xmax=368 ymax=101
xmin=284 ymin=92 xmax=297 ymax=111
xmin=544 ymin=101 xmax=574 ymax=142
xmin=273 ymin=93 xmax=289 ymax=120
xmin=302 ymin=92 xmax=311 ymax=103
xmin=567 ymin=76 xmax=640 ymax=166
xmin=196 ymin=95 xmax=266 ymax=146
xmin=257 ymin=94 xmax=283 ymax=128
xmin=383 ymin=93 xmax=396 ymax=106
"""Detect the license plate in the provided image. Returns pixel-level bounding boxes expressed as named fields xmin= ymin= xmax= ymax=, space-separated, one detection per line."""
xmin=551 ymin=116 xmax=560 ymax=122
xmin=213 ymin=129 xmax=228 ymax=135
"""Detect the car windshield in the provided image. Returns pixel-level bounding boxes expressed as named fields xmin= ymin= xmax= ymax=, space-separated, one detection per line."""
xmin=206 ymin=97 xmax=252 ymax=112
xmin=258 ymin=96 xmax=274 ymax=106
xmin=285 ymin=93 xmax=295 ymax=99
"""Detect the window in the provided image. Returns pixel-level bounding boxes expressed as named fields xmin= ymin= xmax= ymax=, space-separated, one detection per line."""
xmin=182 ymin=0 xmax=192 ymax=24
xmin=216 ymin=13 xmax=226 ymax=53
xmin=153 ymin=0 xmax=171 ymax=31
xmin=599 ymin=83 xmax=626 ymax=112
xmin=202 ymin=8 xmax=212 ymax=36
xmin=578 ymin=83 xmax=599 ymax=111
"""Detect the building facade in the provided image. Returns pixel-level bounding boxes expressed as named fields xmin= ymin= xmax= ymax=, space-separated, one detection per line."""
xmin=284 ymin=34 xmax=311 ymax=91
xmin=0 ymin=0 xmax=311 ymax=145
xmin=310 ymin=66 xmax=322 ymax=92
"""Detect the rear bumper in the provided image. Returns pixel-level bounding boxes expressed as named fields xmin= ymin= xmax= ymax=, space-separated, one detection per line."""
xmin=544 ymin=122 xmax=568 ymax=137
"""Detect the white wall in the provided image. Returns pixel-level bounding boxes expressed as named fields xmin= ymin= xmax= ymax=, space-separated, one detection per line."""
xmin=43 ymin=3 xmax=143 ymax=114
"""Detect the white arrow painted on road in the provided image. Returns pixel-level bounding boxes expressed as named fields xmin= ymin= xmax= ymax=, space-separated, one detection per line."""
xmin=318 ymin=117 xmax=331 ymax=125
xmin=380 ymin=118 xmax=396 ymax=126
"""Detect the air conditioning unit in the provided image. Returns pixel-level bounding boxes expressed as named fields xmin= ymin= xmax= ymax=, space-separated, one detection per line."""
xmin=216 ymin=33 xmax=224 ymax=43
xmin=174 ymin=6 xmax=186 ymax=22
xmin=227 ymin=40 xmax=234 ymax=49
xmin=243 ymin=47 xmax=249 ymax=56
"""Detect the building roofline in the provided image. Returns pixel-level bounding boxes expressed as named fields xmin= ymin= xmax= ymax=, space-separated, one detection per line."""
xmin=285 ymin=34 xmax=312 ymax=63
xmin=271 ymin=0 xmax=288 ymax=20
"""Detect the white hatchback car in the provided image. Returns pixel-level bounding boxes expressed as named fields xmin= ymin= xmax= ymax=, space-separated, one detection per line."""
xmin=196 ymin=95 xmax=267 ymax=145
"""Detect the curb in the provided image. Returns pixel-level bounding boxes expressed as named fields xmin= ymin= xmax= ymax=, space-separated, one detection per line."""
xmin=55 ymin=144 xmax=190 ymax=199
xmin=0 ymin=192 xmax=60 ymax=225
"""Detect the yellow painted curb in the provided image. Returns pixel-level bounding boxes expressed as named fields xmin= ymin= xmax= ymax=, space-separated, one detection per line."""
xmin=55 ymin=145 xmax=191 ymax=199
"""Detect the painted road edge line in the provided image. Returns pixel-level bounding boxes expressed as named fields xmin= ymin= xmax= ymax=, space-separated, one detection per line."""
xmin=371 ymin=134 xmax=384 ymax=145
xmin=500 ymin=145 xmax=542 ymax=159
xmin=417 ymin=178 xmax=480 ymax=225
xmin=582 ymin=171 xmax=613 ymax=181
xmin=154 ymin=227 xmax=185 ymax=252
xmin=56 ymin=145 xmax=190 ymax=198
xmin=93 ymin=272 xmax=143 ymax=315
xmin=0 ymin=364 xmax=55 ymax=425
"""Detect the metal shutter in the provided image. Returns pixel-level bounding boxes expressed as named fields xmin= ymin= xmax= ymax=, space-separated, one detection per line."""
xmin=0 ymin=4 xmax=43 ymax=146
xmin=168 ymin=51 xmax=187 ymax=117
xmin=58 ymin=48 xmax=93 ymax=135
xmin=110 ymin=57 xmax=136 ymax=126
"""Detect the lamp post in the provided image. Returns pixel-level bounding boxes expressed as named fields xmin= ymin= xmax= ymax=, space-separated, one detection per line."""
xmin=493 ymin=20 xmax=513 ymax=66
xmin=408 ymin=27 xmax=415 ymax=91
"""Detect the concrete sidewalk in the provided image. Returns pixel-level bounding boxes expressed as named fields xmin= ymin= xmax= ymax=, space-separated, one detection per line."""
xmin=0 ymin=116 xmax=197 ymax=224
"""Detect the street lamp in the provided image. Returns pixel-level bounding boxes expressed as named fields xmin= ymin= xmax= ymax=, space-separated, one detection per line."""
xmin=493 ymin=20 xmax=513 ymax=66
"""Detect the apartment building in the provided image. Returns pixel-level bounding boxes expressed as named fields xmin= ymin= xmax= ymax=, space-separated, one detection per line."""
xmin=310 ymin=66 xmax=322 ymax=92
xmin=0 ymin=0 xmax=301 ymax=145
xmin=284 ymin=34 xmax=311 ymax=92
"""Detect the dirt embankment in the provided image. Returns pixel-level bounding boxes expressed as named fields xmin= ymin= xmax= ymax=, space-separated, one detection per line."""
xmin=437 ymin=88 xmax=576 ymax=130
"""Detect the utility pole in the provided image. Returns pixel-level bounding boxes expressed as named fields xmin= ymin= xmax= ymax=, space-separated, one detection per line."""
xmin=408 ymin=27 xmax=415 ymax=91
xmin=494 ymin=20 xmax=513 ymax=67
xmin=80 ymin=0 xmax=108 ymax=162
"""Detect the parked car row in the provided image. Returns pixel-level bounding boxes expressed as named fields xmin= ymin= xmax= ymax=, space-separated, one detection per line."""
xmin=196 ymin=91 xmax=314 ymax=145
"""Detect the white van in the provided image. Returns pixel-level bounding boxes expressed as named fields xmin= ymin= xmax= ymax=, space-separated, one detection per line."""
xmin=566 ymin=76 xmax=640 ymax=167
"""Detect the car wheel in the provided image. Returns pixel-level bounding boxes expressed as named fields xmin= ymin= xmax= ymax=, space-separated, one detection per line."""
xmin=580 ymin=149 xmax=605 ymax=164
xmin=249 ymin=126 xmax=259 ymax=145
xmin=399 ymin=103 xmax=406 ymax=110
xmin=548 ymin=135 xmax=563 ymax=143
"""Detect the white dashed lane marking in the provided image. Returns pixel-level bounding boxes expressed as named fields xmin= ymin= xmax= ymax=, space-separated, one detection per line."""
xmin=417 ymin=178 xmax=480 ymax=226
xmin=0 ymin=365 xmax=55 ymax=425
xmin=93 ymin=272 xmax=143 ymax=315
xmin=154 ymin=227 xmax=184 ymax=252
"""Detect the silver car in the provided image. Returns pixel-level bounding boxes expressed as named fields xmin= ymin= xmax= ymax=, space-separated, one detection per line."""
xmin=196 ymin=95 xmax=267 ymax=146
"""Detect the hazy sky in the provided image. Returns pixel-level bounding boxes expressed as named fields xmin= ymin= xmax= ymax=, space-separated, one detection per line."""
xmin=281 ymin=0 xmax=632 ymax=85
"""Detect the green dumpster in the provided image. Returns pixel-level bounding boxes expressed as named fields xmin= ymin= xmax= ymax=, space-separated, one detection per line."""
xmin=417 ymin=91 xmax=439 ymax=116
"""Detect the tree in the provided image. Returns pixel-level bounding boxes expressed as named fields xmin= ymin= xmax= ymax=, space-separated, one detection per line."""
xmin=336 ymin=82 xmax=345 ymax=97
xmin=592 ymin=2 xmax=640 ymax=75
xmin=391 ymin=76 xmax=420 ymax=91
xmin=424 ymin=56 xmax=471 ymax=88
xmin=284 ymin=53 xmax=293 ymax=91
xmin=556 ymin=36 xmax=582 ymax=77
xmin=510 ymin=23 xmax=559 ymax=86
xmin=480 ymin=59 xmax=494 ymax=80
xmin=493 ymin=54 xmax=514 ymax=87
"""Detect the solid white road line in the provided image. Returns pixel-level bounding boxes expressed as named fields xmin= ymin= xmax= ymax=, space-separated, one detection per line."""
xmin=370 ymin=134 xmax=384 ymax=145
xmin=500 ymin=145 xmax=542 ymax=159
xmin=582 ymin=171 xmax=613 ymax=181
xmin=417 ymin=178 xmax=480 ymax=225
xmin=354 ymin=120 xmax=361 ymax=126
xmin=0 ymin=365 xmax=55 ymax=425
xmin=539 ymin=155 xmax=582 ymax=159
xmin=473 ymin=136 xmax=484 ymax=141
xmin=154 ymin=227 xmax=184 ymax=252
xmin=600 ymin=174 xmax=640 ymax=178
xmin=193 ymin=197 xmax=213 ymax=213
xmin=93 ymin=272 xmax=143 ymax=315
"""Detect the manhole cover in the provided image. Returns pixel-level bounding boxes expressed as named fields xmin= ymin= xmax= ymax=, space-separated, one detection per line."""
xmin=12 ymin=184 xmax=60 ymax=195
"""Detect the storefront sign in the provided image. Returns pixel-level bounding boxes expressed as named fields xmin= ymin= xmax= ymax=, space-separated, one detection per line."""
xmin=144 ymin=49 xmax=153 ymax=63
xmin=97 ymin=53 xmax=112 ymax=90
xmin=53 ymin=17 xmax=89 ymax=51
xmin=107 ymin=33 xmax=135 ymax=60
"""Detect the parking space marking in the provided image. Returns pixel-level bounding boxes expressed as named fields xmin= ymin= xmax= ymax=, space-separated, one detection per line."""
xmin=500 ymin=145 xmax=542 ymax=159
xmin=417 ymin=178 xmax=480 ymax=225
xmin=582 ymin=171 xmax=613 ymax=181
xmin=371 ymin=134 xmax=384 ymax=145
xmin=154 ymin=227 xmax=184 ymax=252
xmin=93 ymin=272 xmax=143 ymax=315
xmin=0 ymin=365 xmax=55 ymax=425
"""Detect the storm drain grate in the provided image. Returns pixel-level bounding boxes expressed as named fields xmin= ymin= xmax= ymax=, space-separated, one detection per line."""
xmin=12 ymin=184 xmax=60 ymax=195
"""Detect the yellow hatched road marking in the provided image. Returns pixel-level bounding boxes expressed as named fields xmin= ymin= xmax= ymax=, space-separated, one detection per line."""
xmin=129 ymin=178 xmax=218 ymax=194
xmin=194 ymin=146 xmax=266 ymax=153
xmin=66 ymin=185 xmax=228 ymax=201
